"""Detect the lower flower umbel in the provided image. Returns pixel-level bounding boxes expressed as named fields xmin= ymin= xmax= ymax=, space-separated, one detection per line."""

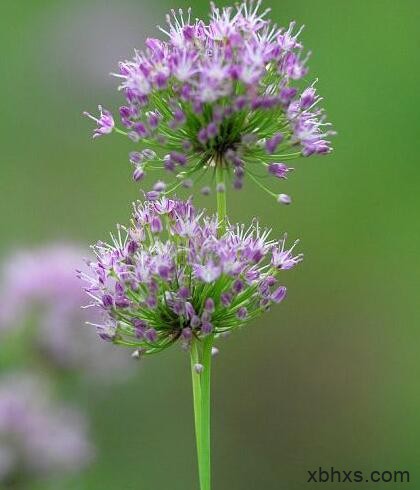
xmin=80 ymin=197 xmax=303 ymax=357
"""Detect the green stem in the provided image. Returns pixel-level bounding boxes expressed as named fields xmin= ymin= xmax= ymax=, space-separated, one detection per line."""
xmin=200 ymin=336 xmax=213 ymax=490
xmin=191 ymin=336 xmax=214 ymax=490
xmin=191 ymin=341 xmax=202 ymax=460
xmin=216 ymin=165 xmax=227 ymax=235
xmin=190 ymin=163 xmax=226 ymax=490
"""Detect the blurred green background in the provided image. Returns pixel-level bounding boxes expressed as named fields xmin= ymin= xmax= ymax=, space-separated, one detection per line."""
xmin=1 ymin=0 xmax=420 ymax=488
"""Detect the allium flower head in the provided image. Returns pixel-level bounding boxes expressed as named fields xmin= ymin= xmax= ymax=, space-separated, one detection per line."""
xmin=0 ymin=373 xmax=93 ymax=482
xmin=85 ymin=1 xmax=334 ymax=202
xmin=80 ymin=198 xmax=302 ymax=356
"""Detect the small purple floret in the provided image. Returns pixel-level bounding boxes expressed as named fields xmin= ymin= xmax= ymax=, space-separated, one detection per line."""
xmin=268 ymin=163 xmax=291 ymax=179
xmin=83 ymin=105 xmax=114 ymax=139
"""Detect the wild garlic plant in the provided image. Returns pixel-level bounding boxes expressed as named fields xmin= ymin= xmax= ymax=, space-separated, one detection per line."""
xmin=83 ymin=2 xmax=334 ymax=489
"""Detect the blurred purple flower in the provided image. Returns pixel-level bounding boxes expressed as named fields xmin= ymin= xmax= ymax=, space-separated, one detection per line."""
xmin=0 ymin=244 xmax=131 ymax=378
xmin=0 ymin=373 xmax=93 ymax=482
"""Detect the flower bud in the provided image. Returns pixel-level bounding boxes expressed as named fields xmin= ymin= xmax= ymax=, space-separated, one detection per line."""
xmin=133 ymin=166 xmax=145 ymax=182
xmin=201 ymin=321 xmax=213 ymax=335
xmin=102 ymin=294 xmax=114 ymax=308
xmin=236 ymin=307 xmax=248 ymax=319
xmin=278 ymin=193 xmax=292 ymax=205
xmin=204 ymin=298 xmax=215 ymax=313
xmin=265 ymin=133 xmax=283 ymax=154
xmin=150 ymin=216 xmax=163 ymax=233
xmin=194 ymin=363 xmax=204 ymax=374
xmin=145 ymin=328 xmax=158 ymax=343
xmin=211 ymin=347 xmax=219 ymax=357
xmin=271 ymin=286 xmax=287 ymax=304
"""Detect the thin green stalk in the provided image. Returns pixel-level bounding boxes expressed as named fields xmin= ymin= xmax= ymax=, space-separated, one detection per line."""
xmin=216 ymin=165 xmax=227 ymax=235
xmin=191 ymin=163 xmax=226 ymax=490
xmin=247 ymin=170 xmax=277 ymax=198
xmin=191 ymin=336 xmax=214 ymax=490
xmin=199 ymin=336 xmax=213 ymax=490
xmin=191 ymin=341 xmax=202 ymax=460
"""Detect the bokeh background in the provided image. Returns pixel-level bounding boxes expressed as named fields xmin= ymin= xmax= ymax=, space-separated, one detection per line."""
xmin=1 ymin=0 xmax=420 ymax=488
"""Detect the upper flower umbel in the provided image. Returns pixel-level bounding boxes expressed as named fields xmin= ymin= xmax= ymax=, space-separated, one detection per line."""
xmin=84 ymin=1 xmax=335 ymax=203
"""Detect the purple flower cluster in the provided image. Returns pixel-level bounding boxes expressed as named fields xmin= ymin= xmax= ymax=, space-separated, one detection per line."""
xmin=0 ymin=244 xmax=131 ymax=377
xmin=0 ymin=373 xmax=93 ymax=483
xmin=80 ymin=198 xmax=302 ymax=356
xmin=85 ymin=1 xmax=334 ymax=202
